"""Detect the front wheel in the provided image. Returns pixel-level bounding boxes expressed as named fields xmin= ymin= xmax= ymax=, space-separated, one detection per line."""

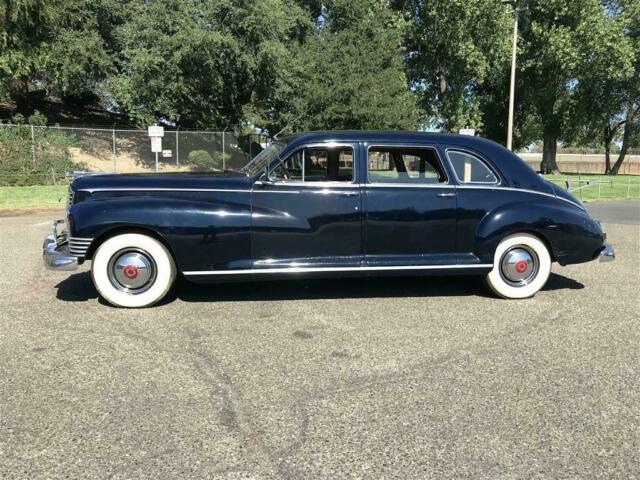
xmin=91 ymin=233 xmax=176 ymax=308
xmin=485 ymin=233 xmax=551 ymax=299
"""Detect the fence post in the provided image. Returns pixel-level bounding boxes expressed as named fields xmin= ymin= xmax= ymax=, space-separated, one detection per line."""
xmin=628 ymin=177 xmax=631 ymax=198
xmin=112 ymin=128 xmax=117 ymax=173
xmin=176 ymin=129 xmax=179 ymax=167
xmin=222 ymin=131 xmax=226 ymax=171
xmin=50 ymin=167 xmax=57 ymax=186
xmin=597 ymin=181 xmax=601 ymax=200
xmin=31 ymin=125 xmax=36 ymax=164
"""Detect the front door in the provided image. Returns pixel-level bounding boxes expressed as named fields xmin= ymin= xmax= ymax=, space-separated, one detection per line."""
xmin=363 ymin=144 xmax=458 ymax=266
xmin=251 ymin=143 xmax=362 ymax=269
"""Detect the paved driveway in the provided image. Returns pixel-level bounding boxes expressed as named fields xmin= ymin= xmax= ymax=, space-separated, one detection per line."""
xmin=0 ymin=202 xmax=638 ymax=479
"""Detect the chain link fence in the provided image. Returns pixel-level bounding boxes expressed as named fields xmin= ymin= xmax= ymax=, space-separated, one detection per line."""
xmin=0 ymin=124 xmax=268 ymax=185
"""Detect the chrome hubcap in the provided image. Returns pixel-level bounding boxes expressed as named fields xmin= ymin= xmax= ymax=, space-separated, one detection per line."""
xmin=500 ymin=246 xmax=539 ymax=287
xmin=108 ymin=249 xmax=156 ymax=294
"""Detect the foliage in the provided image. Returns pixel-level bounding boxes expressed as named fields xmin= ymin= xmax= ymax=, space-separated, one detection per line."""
xmin=0 ymin=112 xmax=83 ymax=185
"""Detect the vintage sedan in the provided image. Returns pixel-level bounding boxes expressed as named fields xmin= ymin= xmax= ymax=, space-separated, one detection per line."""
xmin=43 ymin=131 xmax=614 ymax=307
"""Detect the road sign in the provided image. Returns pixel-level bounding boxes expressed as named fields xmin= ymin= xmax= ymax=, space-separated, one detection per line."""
xmin=148 ymin=125 xmax=164 ymax=137
xmin=459 ymin=128 xmax=476 ymax=136
xmin=162 ymin=149 xmax=172 ymax=158
xmin=150 ymin=137 xmax=162 ymax=153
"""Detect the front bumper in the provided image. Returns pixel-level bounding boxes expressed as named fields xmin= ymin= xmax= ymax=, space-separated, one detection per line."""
xmin=599 ymin=245 xmax=615 ymax=262
xmin=43 ymin=220 xmax=78 ymax=271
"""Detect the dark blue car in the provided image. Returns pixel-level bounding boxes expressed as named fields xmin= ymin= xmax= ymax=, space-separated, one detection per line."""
xmin=43 ymin=131 xmax=614 ymax=307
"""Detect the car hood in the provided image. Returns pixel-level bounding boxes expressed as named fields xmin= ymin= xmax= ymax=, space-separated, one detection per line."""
xmin=71 ymin=171 xmax=252 ymax=192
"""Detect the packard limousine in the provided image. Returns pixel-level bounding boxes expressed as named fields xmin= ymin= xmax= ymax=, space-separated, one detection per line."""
xmin=43 ymin=131 xmax=614 ymax=307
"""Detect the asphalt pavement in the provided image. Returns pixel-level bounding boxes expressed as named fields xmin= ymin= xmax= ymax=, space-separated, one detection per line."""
xmin=0 ymin=201 xmax=638 ymax=479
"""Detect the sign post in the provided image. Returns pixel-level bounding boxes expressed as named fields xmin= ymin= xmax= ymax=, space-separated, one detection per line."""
xmin=148 ymin=126 xmax=164 ymax=172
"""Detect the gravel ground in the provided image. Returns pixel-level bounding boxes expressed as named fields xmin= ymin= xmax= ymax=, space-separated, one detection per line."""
xmin=0 ymin=202 xmax=638 ymax=479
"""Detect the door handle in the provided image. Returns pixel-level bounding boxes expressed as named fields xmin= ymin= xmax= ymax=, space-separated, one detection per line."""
xmin=437 ymin=192 xmax=456 ymax=197
xmin=339 ymin=192 xmax=359 ymax=197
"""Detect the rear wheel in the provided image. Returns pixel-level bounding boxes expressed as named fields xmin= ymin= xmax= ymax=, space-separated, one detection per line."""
xmin=91 ymin=233 xmax=176 ymax=308
xmin=486 ymin=233 xmax=551 ymax=299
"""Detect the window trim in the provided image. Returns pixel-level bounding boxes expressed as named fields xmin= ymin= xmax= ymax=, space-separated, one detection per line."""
xmin=268 ymin=142 xmax=357 ymax=186
xmin=365 ymin=144 xmax=450 ymax=186
xmin=445 ymin=148 xmax=501 ymax=185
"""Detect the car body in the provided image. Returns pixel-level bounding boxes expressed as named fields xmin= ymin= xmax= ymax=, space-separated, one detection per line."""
xmin=43 ymin=131 xmax=614 ymax=307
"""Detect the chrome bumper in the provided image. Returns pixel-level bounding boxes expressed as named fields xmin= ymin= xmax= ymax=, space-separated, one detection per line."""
xmin=43 ymin=221 xmax=79 ymax=271
xmin=599 ymin=245 xmax=615 ymax=262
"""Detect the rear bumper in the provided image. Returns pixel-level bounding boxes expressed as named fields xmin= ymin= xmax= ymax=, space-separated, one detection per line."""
xmin=599 ymin=245 xmax=615 ymax=262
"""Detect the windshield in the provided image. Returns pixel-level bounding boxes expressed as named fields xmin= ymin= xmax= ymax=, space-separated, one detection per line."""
xmin=240 ymin=141 xmax=286 ymax=177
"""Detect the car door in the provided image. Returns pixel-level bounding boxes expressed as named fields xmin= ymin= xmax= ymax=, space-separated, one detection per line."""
xmin=363 ymin=143 xmax=458 ymax=266
xmin=251 ymin=142 xmax=362 ymax=269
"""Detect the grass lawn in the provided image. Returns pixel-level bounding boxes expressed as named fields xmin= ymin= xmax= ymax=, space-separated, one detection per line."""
xmin=0 ymin=185 xmax=68 ymax=210
xmin=0 ymin=175 xmax=638 ymax=210
xmin=543 ymin=174 xmax=640 ymax=202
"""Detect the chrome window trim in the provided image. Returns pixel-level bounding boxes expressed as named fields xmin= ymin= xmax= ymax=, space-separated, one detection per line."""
xmin=444 ymin=148 xmax=501 ymax=185
xmin=365 ymin=183 xmax=456 ymax=189
xmin=365 ymin=143 xmax=450 ymax=186
xmin=183 ymin=263 xmax=493 ymax=276
xmin=269 ymin=142 xmax=358 ymax=186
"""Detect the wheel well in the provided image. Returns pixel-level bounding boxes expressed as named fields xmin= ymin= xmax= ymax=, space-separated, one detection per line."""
xmin=85 ymin=227 xmax=178 ymax=264
xmin=511 ymin=229 xmax=558 ymax=263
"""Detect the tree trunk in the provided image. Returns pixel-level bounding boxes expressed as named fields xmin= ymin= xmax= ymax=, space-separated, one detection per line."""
xmin=13 ymin=76 xmax=32 ymax=116
xmin=540 ymin=131 xmax=559 ymax=174
xmin=603 ymin=126 xmax=613 ymax=174
xmin=611 ymin=106 xmax=635 ymax=175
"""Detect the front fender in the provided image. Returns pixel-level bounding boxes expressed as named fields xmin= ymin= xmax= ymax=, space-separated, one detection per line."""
xmin=68 ymin=193 xmax=252 ymax=271
xmin=475 ymin=201 xmax=605 ymax=266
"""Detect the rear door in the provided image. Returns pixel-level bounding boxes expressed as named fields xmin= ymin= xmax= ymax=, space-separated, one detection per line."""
xmin=363 ymin=143 xmax=458 ymax=267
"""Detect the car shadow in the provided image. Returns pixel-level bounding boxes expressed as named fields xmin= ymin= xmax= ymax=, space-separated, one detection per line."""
xmin=55 ymin=271 xmax=584 ymax=305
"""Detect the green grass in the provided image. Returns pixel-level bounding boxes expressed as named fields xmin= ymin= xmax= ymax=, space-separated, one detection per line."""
xmin=543 ymin=174 xmax=640 ymax=202
xmin=0 ymin=185 xmax=68 ymax=209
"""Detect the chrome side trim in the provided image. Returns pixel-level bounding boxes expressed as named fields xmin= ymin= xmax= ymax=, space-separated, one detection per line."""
xmin=79 ymin=188 xmax=249 ymax=193
xmin=455 ymin=184 xmax=585 ymax=210
xmin=183 ymin=264 xmax=493 ymax=276
xmin=365 ymin=183 xmax=456 ymax=189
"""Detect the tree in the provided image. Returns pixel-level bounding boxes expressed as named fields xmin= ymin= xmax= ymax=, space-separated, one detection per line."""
xmin=262 ymin=0 xmax=421 ymax=134
xmin=516 ymin=0 xmax=633 ymax=173
xmin=405 ymin=0 xmax=512 ymax=134
xmin=0 ymin=0 xmax=117 ymax=115
xmin=107 ymin=0 xmax=312 ymax=129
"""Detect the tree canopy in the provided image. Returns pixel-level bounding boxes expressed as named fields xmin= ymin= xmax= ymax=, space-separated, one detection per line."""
xmin=0 ymin=0 xmax=638 ymax=171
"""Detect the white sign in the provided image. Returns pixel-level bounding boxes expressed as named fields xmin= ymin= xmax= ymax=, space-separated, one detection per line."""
xmin=150 ymin=137 xmax=162 ymax=153
xmin=459 ymin=128 xmax=476 ymax=136
xmin=148 ymin=125 xmax=164 ymax=137
xmin=162 ymin=149 xmax=172 ymax=158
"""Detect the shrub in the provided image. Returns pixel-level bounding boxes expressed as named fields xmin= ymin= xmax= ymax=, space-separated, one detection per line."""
xmin=188 ymin=149 xmax=228 ymax=171
xmin=0 ymin=112 xmax=84 ymax=185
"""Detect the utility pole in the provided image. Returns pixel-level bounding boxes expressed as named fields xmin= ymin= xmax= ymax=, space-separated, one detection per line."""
xmin=503 ymin=0 xmax=519 ymax=151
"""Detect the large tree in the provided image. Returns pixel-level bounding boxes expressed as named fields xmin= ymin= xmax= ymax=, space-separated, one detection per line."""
xmin=258 ymin=0 xmax=421 ymax=134
xmin=405 ymin=0 xmax=512 ymax=134
xmin=517 ymin=0 xmax=633 ymax=173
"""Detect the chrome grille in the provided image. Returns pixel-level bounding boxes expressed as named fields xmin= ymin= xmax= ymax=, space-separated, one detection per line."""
xmin=68 ymin=237 xmax=93 ymax=258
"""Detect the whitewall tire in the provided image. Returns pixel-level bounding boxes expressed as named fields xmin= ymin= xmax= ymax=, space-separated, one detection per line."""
xmin=486 ymin=233 xmax=551 ymax=299
xmin=91 ymin=233 xmax=176 ymax=308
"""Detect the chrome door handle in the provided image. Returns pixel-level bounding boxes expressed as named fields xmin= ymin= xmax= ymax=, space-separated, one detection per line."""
xmin=437 ymin=192 xmax=456 ymax=197
xmin=340 ymin=192 xmax=359 ymax=197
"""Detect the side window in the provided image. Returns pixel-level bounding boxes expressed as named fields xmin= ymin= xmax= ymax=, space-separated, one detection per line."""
xmin=447 ymin=150 xmax=498 ymax=184
xmin=270 ymin=146 xmax=354 ymax=182
xmin=368 ymin=147 xmax=447 ymax=184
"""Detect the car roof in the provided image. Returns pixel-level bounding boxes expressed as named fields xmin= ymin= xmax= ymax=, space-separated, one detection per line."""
xmin=279 ymin=130 xmax=501 ymax=150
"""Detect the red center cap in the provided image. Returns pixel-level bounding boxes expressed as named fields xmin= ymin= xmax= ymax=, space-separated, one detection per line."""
xmin=515 ymin=260 xmax=529 ymax=273
xmin=123 ymin=264 xmax=139 ymax=279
